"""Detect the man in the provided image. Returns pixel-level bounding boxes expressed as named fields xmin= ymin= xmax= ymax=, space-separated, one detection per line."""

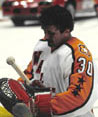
xmin=0 ymin=5 xmax=98 ymax=117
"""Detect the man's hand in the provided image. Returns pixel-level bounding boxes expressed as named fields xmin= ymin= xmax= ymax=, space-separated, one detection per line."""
xmin=31 ymin=80 xmax=45 ymax=88
xmin=24 ymin=80 xmax=46 ymax=96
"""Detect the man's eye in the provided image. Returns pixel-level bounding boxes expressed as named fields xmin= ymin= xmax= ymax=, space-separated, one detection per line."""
xmin=48 ymin=32 xmax=55 ymax=36
xmin=44 ymin=30 xmax=55 ymax=36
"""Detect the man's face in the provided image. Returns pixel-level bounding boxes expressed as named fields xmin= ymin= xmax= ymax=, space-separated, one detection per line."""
xmin=43 ymin=25 xmax=70 ymax=48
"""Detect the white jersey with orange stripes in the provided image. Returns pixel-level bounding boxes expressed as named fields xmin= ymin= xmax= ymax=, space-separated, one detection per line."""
xmin=32 ymin=37 xmax=98 ymax=117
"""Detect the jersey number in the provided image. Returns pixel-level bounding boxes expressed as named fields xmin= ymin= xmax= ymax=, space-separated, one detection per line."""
xmin=77 ymin=57 xmax=92 ymax=76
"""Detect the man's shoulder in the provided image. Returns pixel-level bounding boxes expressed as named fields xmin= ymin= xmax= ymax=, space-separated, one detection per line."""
xmin=66 ymin=37 xmax=84 ymax=46
xmin=66 ymin=37 xmax=88 ymax=52
xmin=66 ymin=37 xmax=92 ymax=59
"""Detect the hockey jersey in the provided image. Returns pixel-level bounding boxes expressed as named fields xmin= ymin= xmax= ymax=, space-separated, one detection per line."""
xmin=18 ymin=37 xmax=98 ymax=117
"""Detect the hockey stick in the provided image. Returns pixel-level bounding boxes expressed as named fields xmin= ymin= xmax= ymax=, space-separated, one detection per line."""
xmin=6 ymin=56 xmax=30 ymax=85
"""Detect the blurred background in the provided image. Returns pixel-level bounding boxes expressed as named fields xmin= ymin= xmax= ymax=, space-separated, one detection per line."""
xmin=0 ymin=0 xmax=98 ymax=116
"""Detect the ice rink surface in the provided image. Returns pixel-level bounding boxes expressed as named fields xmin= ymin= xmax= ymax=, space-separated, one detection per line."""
xmin=0 ymin=12 xmax=98 ymax=116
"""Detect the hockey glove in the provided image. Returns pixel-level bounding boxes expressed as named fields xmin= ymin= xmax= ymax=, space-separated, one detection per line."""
xmin=0 ymin=78 xmax=30 ymax=113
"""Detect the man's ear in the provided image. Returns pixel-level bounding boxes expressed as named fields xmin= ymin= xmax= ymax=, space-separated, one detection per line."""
xmin=64 ymin=29 xmax=70 ymax=36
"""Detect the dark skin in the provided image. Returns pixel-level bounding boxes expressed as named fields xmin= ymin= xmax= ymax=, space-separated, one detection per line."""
xmin=43 ymin=25 xmax=72 ymax=50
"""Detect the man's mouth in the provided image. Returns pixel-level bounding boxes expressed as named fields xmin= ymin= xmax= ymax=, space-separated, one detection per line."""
xmin=47 ymin=39 xmax=54 ymax=47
